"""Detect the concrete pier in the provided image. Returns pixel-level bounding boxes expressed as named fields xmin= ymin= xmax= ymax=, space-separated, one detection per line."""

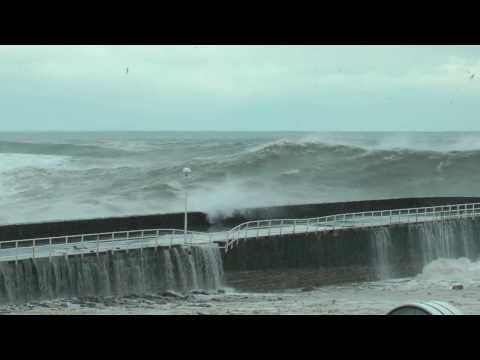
xmin=1 ymin=197 xmax=480 ymax=302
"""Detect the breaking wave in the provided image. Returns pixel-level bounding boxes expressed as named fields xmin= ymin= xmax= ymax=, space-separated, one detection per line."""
xmin=2 ymin=132 xmax=480 ymax=223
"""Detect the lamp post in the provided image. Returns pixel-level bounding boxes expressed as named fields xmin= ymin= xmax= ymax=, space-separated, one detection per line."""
xmin=182 ymin=167 xmax=192 ymax=244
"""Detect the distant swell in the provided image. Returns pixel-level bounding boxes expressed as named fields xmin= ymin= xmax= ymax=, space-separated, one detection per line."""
xmin=3 ymin=132 xmax=480 ymax=224
xmin=0 ymin=140 xmax=132 ymax=157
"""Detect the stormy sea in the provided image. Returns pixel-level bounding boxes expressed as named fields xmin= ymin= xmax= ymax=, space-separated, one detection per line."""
xmin=1 ymin=131 xmax=480 ymax=314
xmin=2 ymin=131 xmax=480 ymax=224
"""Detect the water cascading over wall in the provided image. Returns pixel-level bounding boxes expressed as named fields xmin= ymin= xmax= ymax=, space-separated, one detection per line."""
xmin=372 ymin=217 xmax=480 ymax=280
xmin=223 ymin=217 xmax=480 ymax=291
xmin=0 ymin=245 xmax=224 ymax=304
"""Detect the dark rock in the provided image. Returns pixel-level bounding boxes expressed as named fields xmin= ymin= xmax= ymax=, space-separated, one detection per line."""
xmin=301 ymin=286 xmax=315 ymax=292
xmin=123 ymin=294 xmax=141 ymax=299
xmin=452 ymin=284 xmax=464 ymax=290
xmin=217 ymin=289 xmax=226 ymax=294
xmin=37 ymin=303 xmax=51 ymax=308
xmin=162 ymin=290 xmax=187 ymax=299
xmin=79 ymin=296 xmax=100 ymax=303
xmin=80 ymin=302 xmax=97 ymax=307
xmin=190 ymin=290 xmax=210 ymax=295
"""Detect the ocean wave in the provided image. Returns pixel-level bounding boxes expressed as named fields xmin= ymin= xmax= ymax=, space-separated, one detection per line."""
xmin=0 ymin=140 xmax=134 ymax=157
xmin=3 ymin=132 xmax=480 ymax=224
xmin=298 ymin=133 xmax=480 ymax=153
xmin=0 ymin=153 xmax=70 ymax=174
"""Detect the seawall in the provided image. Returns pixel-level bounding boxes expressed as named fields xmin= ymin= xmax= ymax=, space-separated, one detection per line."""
xmin=2 ymin=197 xmax=480 ymax=243
xmin=211 ymin=196 xmax=480 ymax=229
xmin=0 ymin=245 xmax=223 ymax=304
xmin=2 ymin=197 xmax=480 ymax=301
xmin=0 ymin=212 xmax=210 ymax=243
xmin=222 ymin=217 xmax=480 ymax=291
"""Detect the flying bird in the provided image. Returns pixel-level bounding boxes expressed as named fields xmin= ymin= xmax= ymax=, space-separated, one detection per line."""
xmin=126 ymin=67 xmax=129 ymax=74
xmin=470 ymin=73 xmax=475 ymax=80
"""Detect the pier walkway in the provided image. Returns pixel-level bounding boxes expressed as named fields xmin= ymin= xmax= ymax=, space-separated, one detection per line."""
xmin=1 ymin=202 xmax=479 ymax=262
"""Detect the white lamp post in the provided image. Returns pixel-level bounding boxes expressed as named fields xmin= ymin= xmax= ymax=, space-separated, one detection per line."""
xmin=182 ymin=167 xmax=192 ymax=244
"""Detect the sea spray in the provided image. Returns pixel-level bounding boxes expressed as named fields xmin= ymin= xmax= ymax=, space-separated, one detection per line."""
xmin=370 ymin=217 xmax=480 ymax=281
xmin=416 ymin=257 xmax=480 ymax=285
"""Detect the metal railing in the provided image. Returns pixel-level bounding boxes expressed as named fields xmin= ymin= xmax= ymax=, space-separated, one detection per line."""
xmin=223 ymin=202 xmax=480 ymax=251
xmin=2 ymin=202 xmax=480 ymax=261
xmin=0 ymin=228 xmax=224 ymax=263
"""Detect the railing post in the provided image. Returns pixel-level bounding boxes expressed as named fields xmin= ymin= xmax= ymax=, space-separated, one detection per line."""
xmin=96 ymin=234 xmax=99 ymax=254
xmin=49 ymin=237 xmax=52 ymax=260
xmin=32 ymin=239 xmax=35 ymax=259
xmin=280 ymin=219 xmax=283 ymax=235
xmin=15 ymin=241 xmax=18 ymax=263
xmin=293 ymin=219 xmax=296 ymax=234
xmin=268 ymin=220 xmax=271 ymax=237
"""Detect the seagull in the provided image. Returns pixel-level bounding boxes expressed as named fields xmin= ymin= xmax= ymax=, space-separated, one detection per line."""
xmin=126 ymin=67 xmax=129 ymax=75
xmin=470 ymin=73 xmax=475 ymax=80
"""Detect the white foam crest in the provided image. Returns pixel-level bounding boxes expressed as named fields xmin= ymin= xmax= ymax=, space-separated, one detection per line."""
xmin=416 ymin=257 xmax=480 ymax=283
xmin=298 ymin=133 xmax=480 ymax=153
xmin=0 ymin=153 xmax=70 ymax=200
xmin=0 ymin=153 xmax=69 ymax=173
xmin=243 ymin=139 xmax=302 ymax=154
xmin=281 ymin=169 xmax=300 ymax=175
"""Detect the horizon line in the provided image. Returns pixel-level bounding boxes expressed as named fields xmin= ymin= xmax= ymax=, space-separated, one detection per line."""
xmin=0 ymin=130 xmax=479 ymax=133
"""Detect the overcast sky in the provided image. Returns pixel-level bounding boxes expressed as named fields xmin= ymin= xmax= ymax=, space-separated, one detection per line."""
xmin=1 ymin=45 xmax=479 ymax=131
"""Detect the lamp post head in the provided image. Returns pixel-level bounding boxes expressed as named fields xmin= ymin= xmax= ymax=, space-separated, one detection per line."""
xmin=183 ymin=167 xmax=192 ymax=178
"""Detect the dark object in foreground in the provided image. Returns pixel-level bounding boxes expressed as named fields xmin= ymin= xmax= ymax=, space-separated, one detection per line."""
xmin=387 ymin=301 xmax=463 ymax=315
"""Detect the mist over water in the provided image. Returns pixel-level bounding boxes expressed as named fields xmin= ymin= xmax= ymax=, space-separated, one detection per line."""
xmin=1 ymin=131 xmax=480 ymax=224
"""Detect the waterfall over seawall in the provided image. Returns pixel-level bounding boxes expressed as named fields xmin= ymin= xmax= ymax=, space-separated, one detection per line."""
xmin=223 ymin=216 xmax=480 ymax=291
xmin=0 ymin=245 xmax=224 ymax=304
xmin=371 ymin=227 xmax=392 ymax=280
xmin=371 ymin=217 xmax=480 ymax=280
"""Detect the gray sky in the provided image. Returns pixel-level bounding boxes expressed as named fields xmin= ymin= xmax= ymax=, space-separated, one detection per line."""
xmin=1 ymin=45 xmax=479 ymax=131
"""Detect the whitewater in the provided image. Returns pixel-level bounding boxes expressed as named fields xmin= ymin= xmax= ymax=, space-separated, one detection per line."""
xmin=2 ymin=131 xmax=480 ymax=224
